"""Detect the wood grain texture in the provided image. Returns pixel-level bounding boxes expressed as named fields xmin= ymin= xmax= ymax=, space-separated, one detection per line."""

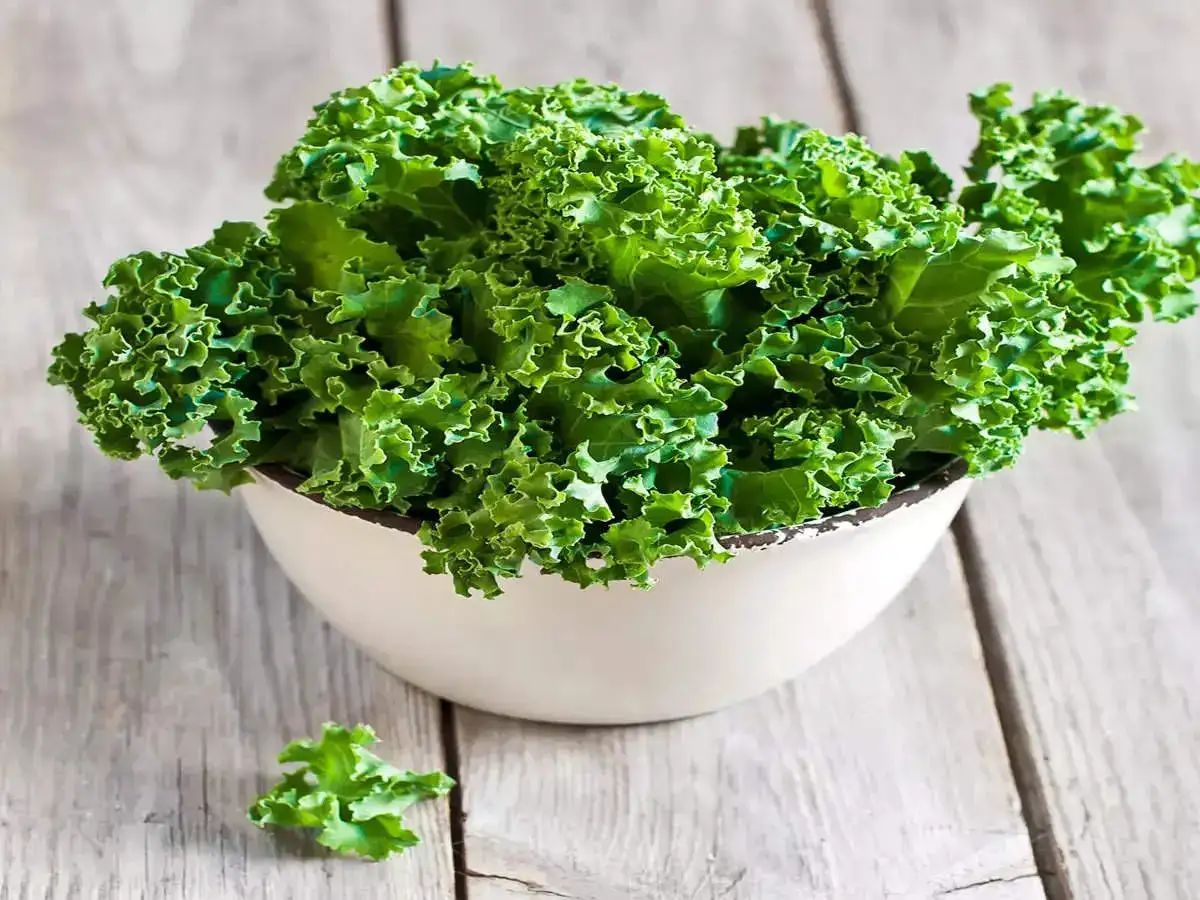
xmin=823 ymin=1 xmax=1200 ymax=896
xmin=399 ymin=8 xmax=1042 ymax=898
xmin=453 ymin=543 xmax=1042 ymax=900
xmin=0 ymin=1 xmax=454 ymax=897
xmin=399 ymin=0 xmax=847 ymax=138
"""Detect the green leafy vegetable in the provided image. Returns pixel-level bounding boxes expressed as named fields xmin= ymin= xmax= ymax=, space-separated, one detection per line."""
xmin=248 ymin=722 xmax=454 ymax=860
xmin=49 ymin=64 xmax=1200 ymax=595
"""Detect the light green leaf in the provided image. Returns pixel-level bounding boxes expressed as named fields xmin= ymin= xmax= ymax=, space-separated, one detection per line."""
xmin=248 ymin=723 xmax=453 ymax=861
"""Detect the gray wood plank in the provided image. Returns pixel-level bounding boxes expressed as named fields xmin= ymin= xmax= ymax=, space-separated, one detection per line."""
xmin=0 ymin=1 xmax=454 ymax=897
xmin=399 ymin=4 xmax=1045 ymax=897
xmin=399 ymin=0 xmax=847 ymax=138
xmin=823 ymin=1 xmax=1200 ymax=897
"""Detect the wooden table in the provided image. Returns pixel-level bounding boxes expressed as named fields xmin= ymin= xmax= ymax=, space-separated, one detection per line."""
xmin=3 ymin=1 xmax=1197 ymax=897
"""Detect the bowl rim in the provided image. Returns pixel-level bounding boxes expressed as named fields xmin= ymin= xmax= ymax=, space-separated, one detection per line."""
xmin=251 ymin=457 xmax=969 ymax=550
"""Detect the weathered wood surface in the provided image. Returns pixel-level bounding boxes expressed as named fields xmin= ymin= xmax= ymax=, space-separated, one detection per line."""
xmin=824 ymin=1 xmax=1200 ymax=897
xmin=402 ymin=4 xmax=1043 ymax=898
xmin=0 ymin=1 xmax=455 ymax=898
xmin=6 ymin=0 xmax=1199 ymax=898
xmin=399 ymin=0 xmax=847 ymax=138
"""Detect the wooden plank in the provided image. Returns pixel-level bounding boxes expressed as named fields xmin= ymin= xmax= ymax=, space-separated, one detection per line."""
xmin=0 ymin=1 xmax=455 ymax=898
xmin=399 ymin=4 xmax=1044 ymax=897
xmin=820 ymin=0 xmax=1200 ymax=166
xmin=823 ymin=2 xmax=1200 ymax=897
xmin=399 ymin=0 xmax=847 ymax=137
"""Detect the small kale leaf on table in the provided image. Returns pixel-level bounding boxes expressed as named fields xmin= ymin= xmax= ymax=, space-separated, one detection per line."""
xmin=249 ymin=722 xmax=454 ymax=861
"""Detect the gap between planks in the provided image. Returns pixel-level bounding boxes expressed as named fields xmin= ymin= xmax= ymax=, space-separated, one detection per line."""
xmin=383 ymin=0 xmax=406 ymax=73
xmin=440 ymin=698 xmax=470 ymax=900
xmin=806 ymin=0 xmax=863 ymax=134
xmin=952 ymin=515 xmax=1072 ymax=900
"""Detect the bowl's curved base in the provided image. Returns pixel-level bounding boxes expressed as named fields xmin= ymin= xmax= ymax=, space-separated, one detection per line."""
xmin=240 ymin=474 xmax=971 ymax=726
xmin=370 ymin=629 xmax=887 ymax=726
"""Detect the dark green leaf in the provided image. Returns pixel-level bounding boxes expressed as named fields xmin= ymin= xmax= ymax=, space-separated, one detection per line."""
xmin=49 ymin=68 xmax=1200 ymax=596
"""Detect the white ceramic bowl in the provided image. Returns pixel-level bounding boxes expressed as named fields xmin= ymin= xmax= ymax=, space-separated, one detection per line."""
xmin=240 ymin=463 xmax=970 ymax=725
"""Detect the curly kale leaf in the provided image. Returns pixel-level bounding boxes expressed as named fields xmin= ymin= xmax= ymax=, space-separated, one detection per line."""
xmin=49 ymin=67 xmax=1200 ymax=596
xmin=248 ymin=723 xmax=453 ymax=860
